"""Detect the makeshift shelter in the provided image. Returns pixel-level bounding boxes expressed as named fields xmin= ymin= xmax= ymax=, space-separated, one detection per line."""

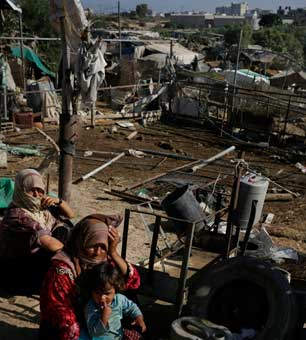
xmin=145 ymin=42 xmax=200 ymax=65
xmin=0 ymin=0 xmax=21 ymax=12
xmin=223 ymin=69 xmax=270 ymax=87
xmin=10 ymin=46 xmax=55 ymax=78
xmin=270 ymin=70 xmax=306 ymax=90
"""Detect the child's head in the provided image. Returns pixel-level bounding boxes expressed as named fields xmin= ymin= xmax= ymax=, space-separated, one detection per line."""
xmin=87 ymin=262 xmax=125 ymax=306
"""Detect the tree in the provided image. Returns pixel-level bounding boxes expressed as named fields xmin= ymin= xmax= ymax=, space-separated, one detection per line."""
xmin=224 ymin=24 xmax=253 ymax=48
xmin=253 ymin=28 xmax=304 ymax=64
xmin=17 ymin=0 xmax=55 ymax=37
xmin=259 ymin=14 xmax=282 ymax=27
xmin=16 ymin=0 xmax=60 ymax=71
xmin=136 ymin=3 xmax=148 ymax=17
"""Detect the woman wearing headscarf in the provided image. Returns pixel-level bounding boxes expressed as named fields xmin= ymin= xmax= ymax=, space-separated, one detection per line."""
xmin=39 ymin=213 xmax=140 ymax=340
xmin=0 ymin=168 xmax=74 ymax=293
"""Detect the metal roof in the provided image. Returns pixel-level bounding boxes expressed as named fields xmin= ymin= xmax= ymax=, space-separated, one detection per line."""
xmin=0 ymin=0 xmax=21 ymax=13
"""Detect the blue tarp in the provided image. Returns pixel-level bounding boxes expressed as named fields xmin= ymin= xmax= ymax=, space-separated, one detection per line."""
xmin=11 ymin=45 xmax=55 ymax=78
xmin=0 ymin=178 xmax=14 ymax=209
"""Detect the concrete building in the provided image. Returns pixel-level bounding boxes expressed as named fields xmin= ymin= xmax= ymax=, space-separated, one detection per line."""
xmin=170 ymin=13 xmax=245 ymax=28
xmin=216 ymin=2 xmax=248 ymax=16
xmin=170 ymin=14 xmax=206 ymax=28
xmin=213 ymin=15 xmax=245 ymax=27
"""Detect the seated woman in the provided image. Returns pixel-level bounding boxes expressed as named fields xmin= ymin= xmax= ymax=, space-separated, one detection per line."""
xmin=0 ymin=168 xmax=74 ymax=294
xmin=39 ymin=213 xmax=140 ymax=340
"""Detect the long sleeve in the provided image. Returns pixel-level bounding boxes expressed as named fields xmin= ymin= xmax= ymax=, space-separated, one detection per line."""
xmin=84 ymin=300 xmax=109 ymax=338
xmin=125 ymin=263 xmax=141 ymax=290
xmin=119 ymin=294 xmax=142 ymax=319
xmin=40 ymin=260 xmax=80 ymax=340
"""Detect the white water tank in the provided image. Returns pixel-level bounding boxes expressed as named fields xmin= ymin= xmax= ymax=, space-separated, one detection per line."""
xmin=237 ymin=174 xmax=269 ymax=229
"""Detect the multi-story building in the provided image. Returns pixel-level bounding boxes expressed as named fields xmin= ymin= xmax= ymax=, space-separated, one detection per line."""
xmin=169 ymin=13 xmax=245 ymax=28
xmin=216 ymin=2 xmax=248 ymax=16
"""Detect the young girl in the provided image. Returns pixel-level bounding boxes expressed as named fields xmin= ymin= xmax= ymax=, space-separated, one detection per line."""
xmin=80 ymin=262 xmax=146 ymax=340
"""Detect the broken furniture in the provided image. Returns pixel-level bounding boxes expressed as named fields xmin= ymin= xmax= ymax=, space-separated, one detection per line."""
xmin=121 ymin=201 xmax=240 ymax=317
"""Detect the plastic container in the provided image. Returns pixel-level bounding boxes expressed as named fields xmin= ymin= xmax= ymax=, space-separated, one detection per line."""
xmin=236 ymin=174 xmax=269 ymax=229
xmin=161 ymin=185 xmax=205 ymax=234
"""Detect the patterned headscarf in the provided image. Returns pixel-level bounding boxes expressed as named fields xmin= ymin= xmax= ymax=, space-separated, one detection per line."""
xmin=12 ymin=169 xmax=45 ymax=212
xmin=67 ymin=213 xmax=123 ymax=268
xmin=11 ymin=169 xmax=57 ymax=230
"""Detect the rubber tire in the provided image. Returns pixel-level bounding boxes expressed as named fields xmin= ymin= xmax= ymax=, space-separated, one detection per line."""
xmin=187 ymin=257 xmax=298 ymax=340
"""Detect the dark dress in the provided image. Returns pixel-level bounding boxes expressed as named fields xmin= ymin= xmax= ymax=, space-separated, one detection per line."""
xmin=0 ymin=205 xmax=72 ymax=294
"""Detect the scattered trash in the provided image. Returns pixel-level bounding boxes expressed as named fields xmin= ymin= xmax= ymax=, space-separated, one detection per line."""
xmin=263 ymin=213 xmax=274 ymax=225
xmin=116 ymin=121 xmax=135 ymax=130
xmin=127 ymin=149 xmax=146 ymax=158
xmin=84 ymin=151 xmax=93 ymax=157
xmin=158 ymin=141 xmax=174 ymax=151
xmin=244 ymin=227 xmax=299 ymax=264
xmin=295 ymin=162 xmax=306 ymax=173
xmin=126 ymin=131 xmax=138 ymax=140
xmin=0 ymin=144 xmax=41 ymax=156
xmin=271 ymin=247 xmax=299 ymax=264
xmin=136 ymin=188 xmax=152 ymax=200
xmin=110 ymin=126 xmax=118 ymax=134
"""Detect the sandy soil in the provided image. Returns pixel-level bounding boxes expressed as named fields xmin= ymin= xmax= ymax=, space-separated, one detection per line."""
xmin=1 ymin=119 xmax=306 ymax=338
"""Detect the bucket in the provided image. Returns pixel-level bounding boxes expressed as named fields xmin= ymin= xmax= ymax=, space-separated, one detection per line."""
xmin=161 ymin=185 xmax=205 ymax=234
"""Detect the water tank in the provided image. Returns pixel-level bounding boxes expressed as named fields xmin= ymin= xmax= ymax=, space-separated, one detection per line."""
xmin=236 ymin=174 xmax=269 ymax=229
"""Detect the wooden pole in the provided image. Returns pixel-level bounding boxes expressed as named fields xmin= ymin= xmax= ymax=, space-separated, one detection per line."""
xmin=18 ymin=13 xmax=26 ymax=92
xmin=118 ymin=1 xmax=122 ymax=59
xmin=58 ymin=17 xmax=74 ymax=203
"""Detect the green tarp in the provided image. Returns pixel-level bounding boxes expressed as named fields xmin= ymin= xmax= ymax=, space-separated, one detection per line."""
xmin=11 ymin=46 xmax=55 ymax=78
xmin=0 ymin=178 xmax=14 ymax=209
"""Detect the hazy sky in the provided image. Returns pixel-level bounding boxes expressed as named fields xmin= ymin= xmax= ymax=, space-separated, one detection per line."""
xmin=82 ymin=0 xmax=306 ymax=13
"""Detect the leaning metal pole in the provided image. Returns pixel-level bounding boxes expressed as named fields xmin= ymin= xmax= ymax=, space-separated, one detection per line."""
xmin=58 ymin=17 xmax=74 ymax=203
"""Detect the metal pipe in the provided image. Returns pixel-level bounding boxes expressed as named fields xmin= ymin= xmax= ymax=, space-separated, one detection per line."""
xmin=176 ymin=221 xmax=196 ymax=316
xmin=191 ymin=146 xmax=236 ymax=173
xmin=148 ymin=216 xmax=161 ymax=280
xmin=0 ymin=36 xmax=61 ymax=41
xmin=121 ymin=209 xmax=130 ymax=260
xmin=77 ymin=152 xmax=125 ymax=182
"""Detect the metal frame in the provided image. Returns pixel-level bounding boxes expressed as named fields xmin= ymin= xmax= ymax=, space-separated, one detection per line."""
xmin=121 ymin=208 xmax=197 ymax=316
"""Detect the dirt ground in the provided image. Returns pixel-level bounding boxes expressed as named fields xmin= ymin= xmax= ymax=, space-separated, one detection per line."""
xmin=1 ymin=118 xmax=306 ymax=339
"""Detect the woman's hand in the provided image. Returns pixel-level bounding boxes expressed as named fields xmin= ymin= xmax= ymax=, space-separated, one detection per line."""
xmin=132 ymin=315 xmax=147 ymax=333
xmin=41 ymin=196 xmax=59 ymax=208
xmin=108 ymin=226 xmax=121 ymax=255
xmin=108 ymin=226 xmax=128 ymax=276
xmin=41 ymin=196 xmax=75 ymax=219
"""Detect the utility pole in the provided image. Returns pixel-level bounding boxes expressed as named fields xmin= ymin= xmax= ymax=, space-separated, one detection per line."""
xmin=118 ymin=0 xmax=122 ymax=58
xmin=58 ymin=18 xmax=76 ymax=203
xmin=18 ymin=12 xmax=26 ymax=92
xmin=231 ymin=29 xmax=243 ymax=118
xmin=233 ymin=29 xmax=243 ymax=92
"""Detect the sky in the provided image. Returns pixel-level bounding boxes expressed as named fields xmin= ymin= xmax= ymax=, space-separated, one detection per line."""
xmin=82 ymin=0 xmax=306 ymax=13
